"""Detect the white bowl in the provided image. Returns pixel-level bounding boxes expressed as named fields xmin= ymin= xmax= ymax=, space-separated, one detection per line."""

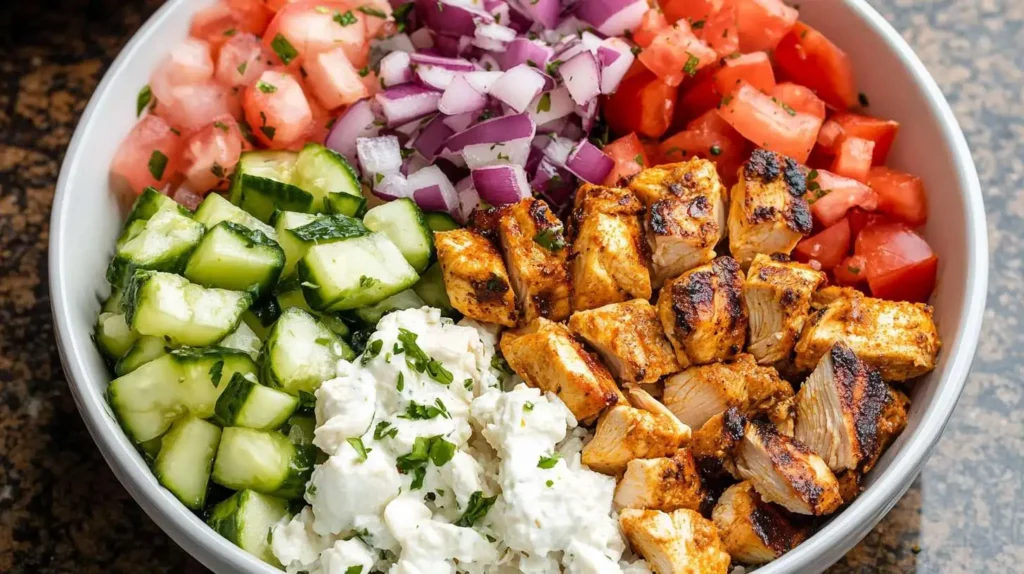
xmin=49 ymin=0 xmax=988 ymax=572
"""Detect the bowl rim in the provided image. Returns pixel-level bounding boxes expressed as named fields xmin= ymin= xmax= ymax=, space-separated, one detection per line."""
xmin=48 ymin=0 xmax=988 ymax=572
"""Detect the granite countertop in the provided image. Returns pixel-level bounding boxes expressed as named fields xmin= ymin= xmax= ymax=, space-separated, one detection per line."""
xmin=0 ymin=0 xmax=1020 ymax=571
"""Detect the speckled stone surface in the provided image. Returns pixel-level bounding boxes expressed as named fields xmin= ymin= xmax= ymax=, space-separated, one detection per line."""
xmin=0 ymin=0 xmax=1020 ymax=572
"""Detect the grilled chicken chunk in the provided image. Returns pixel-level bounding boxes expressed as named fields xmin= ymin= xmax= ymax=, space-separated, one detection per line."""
xmin=627 ymin=160 xmax=728 ymax=286
xmin=434 ymin=228 xmax=518 ymax=327
xmin=496 ymin=198 xmax=571 ymax=323
xmin=861 ymin=385 xmax=910 ymax=473
xmin=836 ymin=470 xmax=862 ymax=505
xmin=620 ymin=508 xmax=731 ymax=574
xmin=712 ymin=481 xmax=808 ymax=565
xmin=614 ymin=449 xmax=706 ymax=513
xmin=663 ymin=353 xmax=794 ymax=430
xmin=568 ymin=184 xmax=653 ymax=312
xmin=690 ymin=408 xmax=747 ymax=484
xmin=500 ymin=318 xmax=623 ymax=422
xmin=728 ymin=149 xmax=813 ymax=266
xmin=656 ymin=256 xmax=748 ymax=367
xmin=568 ymin=299 xmax=681 ymax=385
xmin=743 ymin=254 xmax=826 ymax=364
xmin=582 ymin=388 xmax=691 ymax=475
xmin=794 ymin=291 xmax=941 ymax=381
xmin=734 ymin=417 xmax=843 ymax=516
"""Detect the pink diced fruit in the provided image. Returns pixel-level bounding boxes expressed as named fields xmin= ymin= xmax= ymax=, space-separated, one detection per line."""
xmin=111 ymin=115 xmax=182 ymax=195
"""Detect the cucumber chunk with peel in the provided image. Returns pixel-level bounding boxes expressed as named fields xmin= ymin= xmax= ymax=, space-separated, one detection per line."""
xmin=207 ymin=490 xmax=291 ymax=567
xmin=211 ymin=426 xmax=314 ymax=499
xmin=153 ymin=415 xmax=222 ymax=510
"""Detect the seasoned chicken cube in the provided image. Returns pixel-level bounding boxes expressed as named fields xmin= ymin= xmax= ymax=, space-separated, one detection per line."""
xmin=744 ymin=254 xmax=826 ymax=364
xmin=656 ymin=256 xmax=747 ymax=367
xmin=619 ymin=508 xmax=731 ymax=574
xmin=582 ymin=388 xmax=691 ymax=475
xmin=496 ymin=198 xmax=571 ymax=323
xmin=836 ymin=470 xmax=862 ymax=505
xmin=628 ymin=160 xmax=727 ymax=286
xmin=712 ymin=481 xmax=808 ymax=565
xmin=500 ymin=318 xmax=622 ymax=422
xmin=690 ymin=408 xmax=747 ymax=480
xmin=435 ymin=229 xmax=518 ymax=327
xmin=569 ymin=184 xmax=652 ymax=312
xmin=794 ymin=292 xmax=941 ymax=381
xmin=614 ymin=449 xmax=706 ymax=513
xmin=728 ymin=149 xmax=813 ymax=266
xmin=811 ymin=285 xmax=861 ymax=310
xmin=861 ymin=385 xmax=909 ymax=473
xmin=734 ymin=417 xmax=842 ymax=516
xmin=568 ymin=299 xmax=681 ymax=385
xmin=663 ymin=353 xmax=794 ymax=430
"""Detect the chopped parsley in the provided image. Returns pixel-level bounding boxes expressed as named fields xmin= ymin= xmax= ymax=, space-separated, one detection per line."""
xmin=397 ymin=435 xmax=456 ymax=489
xmin=393 ymin=2 xmax=414 ymax=32
xmin=213 ymin=121 xmax=229 ymax=132
xmin=682 ymin=52 xmax=701 ymax=77
xmin=397 ymin=371 xmax=405 ymax=391
xmin=490 ymin=354 xmax=514 ymax=375
xmin=634 ymin=153 xmax=644 ymax=166
xmin=361 ymin=339 xmax=384 ymax=365
xmin=397 ymin=328 xmax=453 ymax=385
xmin=257 ymin=81 xmax=277 ymax=94
xmin=358 ymin=65 xmax=370 ymax=77
xmin=358 ymin=275 xmax=379 ymax=288
xmin=136 ymin=85 xmax=153 ymax=117
xmin=358 ymin=5 xmax=387 ymax=18
xmin=537 ymin=453 xmax=561 ymax=469
xmin=209 ymin=360 xmax=224 ymax=388
xmin=270 ymin=34 xmax=299 ymax=64
xmin=709 ymin=144 xmax=722 ymax=156
xmin=347 ymin=437 xmax=371 ymax=461
xmin=455 ymin=491 xmax=498 ymax=527
xmin=536 ymin=92 xmax=552 ymax=113
xmin=691 ymin=19 xmax=706 ymax=29
xmin=771 ymin=97 xmax=797 ymax=116
xmin=533 ymin=225 xmax=566 ymax=251
xmin=147 ymin=150 xmax=168 ymax=180
xmin=374 ymin=421 xmax=398 ymax=440
xmin=523 ymin=402 xmax=534 ymax=412
xmin=223 ymin=28 xmax=237 ymax=37
xmin=545 ymin=59 xmax=563 ymax=76
xmin=546 ymin=480 xmax=554 ymax=487
xmin=464 ymin=378 xmax=474 ymax=390
xmin=398 ymin=399 xmax=450 ymax=420
xmin=847 ymin=265 xmax=862 ymax=274
xmin=334 ymin=10 xmax=358 ymax=26
xmin=496 ymin=152 xmax=510 ymax=161
xmin=345 ymin=566 xmax=364 ymax=574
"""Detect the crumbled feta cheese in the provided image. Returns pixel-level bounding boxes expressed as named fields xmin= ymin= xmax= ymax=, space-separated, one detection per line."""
xmin=271 ymin=507 xmax=332 ymax=574
xmin=319 ymin=538 xmax=376 ymax=574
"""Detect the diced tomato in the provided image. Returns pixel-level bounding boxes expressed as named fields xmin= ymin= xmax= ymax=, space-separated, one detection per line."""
xmin=846 ymin=206 xmax=885 ymax=238
xmin=641 ymin=138 xmax=663 ymax=165
xmin=774 ymin=21 xmax=857 ymax=110
xmin=263 ymin=0 xmax=368 ymax=69
xmin=713 ymin=52 xmax=776 ymax=95
xmin=638 ymin=20 xmax=718 ymax=88
xmin=659 ymin=109 xmax=749 ymax=185
xmin=304 ymin=47 xmax=369 ymax=110
xmin=601 ymin=133 xmax=648 ymax=185
xmin=855 ymin=222 xmax=938 ymax=302
xmin=717 ymin=81 xmax=822 ymax=163
xmin=242 ymin=69 xmax=314 ymax=148
xmin=303 ymin=93 xmax=334 ymax=145
xmin=831 ymin=136 xmax=874 ymax=183
xmin=674 ymin=64 xmax=722 ymax=126
xmin=661 ymin=0 xmax=739 ymax=57
xmin=215 ymin=32 xmax=270 ymax=87
xmin=633 ymin=8 xmax=669 ymax=48
xmin=155 ymin=81 xmax=236 ymax=133
xmin=834 ymin=254 xmax=867 ymax=285
xmin=867 ymin=166 xmax=928 ymax=226
xmin=794 ymin=217 xmax=851 ymax=270
xmin=736 ymin=0 xmax=798 ymax=52
xmin=179 ymin=116 xmax=244 ymax=193
xmin=826 ymin=113 xmax=900 ymax=164
xmin=769 ymin=82 xmax=826 ymax=119
xmin=662 ymin=0 xmax=716 ymax=25
xmin=809 ymin=169 xmax=878 ymax=227
xmin=816 ymin=118 xmax=844 ymax=150
xmin=110 ymin=115 xmax=183 ymax=195
xmin=604 ymin=68 xmax=678 ymax=138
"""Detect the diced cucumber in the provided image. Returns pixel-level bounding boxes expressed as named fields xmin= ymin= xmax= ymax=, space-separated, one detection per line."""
xmin=207 ymin=490 xmax=291 ymax=567
xmin=153 ymin=415 xmax=222 ymax=510
xmin=183 ymin=222 xmax=284 ymax=299
xmin=125 ymin=186 xmax=191 ymax=227
xmin=216 ymin=373 xmax=300 ymax=430
xmin=324 ymin=192 xmax=367 ymax=218
xmin=273 ymin=211 xmax=318 ymax=277
xmin=139 ymin=437 xmax=163 ymax=461
xmin=101 ymin=289 xmax=125 ymax=313
xmin=293 ymin=143 xmax=362 ymax=211
xmin=363 ymin=198 xmax=434 ymax=272
xmin=276 ymin=284 xmax=351 ymax=339
xmin=106 ymin=209 xmax=206 ymax=286
xmin=242 ymin=297 xmax=281 ymax=340
xmin=298 ymin=232 xmax=419 ymax=312
xmin=115 ymin=219 xmax=148 ymax=251
xmin=114 ymin=335 xmax=168 ymax=376
xmin=260 ymin=308 xmax=354 ymax=396
xmin=218 ymin=321 xmax=263 ymax=361
xmin=240 ymin=177 xmax=314 ymax=224
xmin=283 ymin=414 xmax=316 ymax=447
xmin=230 ymin=150 xmax=304 ymax=213
xmin=95 ymin=312 xmax=139 ymax=360
xmin=194 ymin=192 xmax=277 ymax=241
xmin=172 ymin=347 xmax=258 ymax=419
xmin=123 ymin=271 xmax=251 ymax=347
xmin=423 ymin=211 xmax=461 ymax=232
xmin=280 ymin=214 xmax=372 ymax=282
xmin=106 ymin=354 xmax=186 ymax=443
xmin=211 ymin=427 xmax=314 ymax=499
xmin=353 ymin=289 xmax=425 ymax=325
xmin=412 ymin=262 xmax=454 ymax=313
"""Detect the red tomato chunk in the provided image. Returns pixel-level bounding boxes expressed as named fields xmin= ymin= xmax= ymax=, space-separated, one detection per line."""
xmin=774 ymin=21 xmax=857 ymax=110
xmin=718 ymin=82 xmax=822 ymax=163
xmin=603 ymin=133 xmax=649 ymax=186
xmin=830 ymin=136 xmax=874 ymax=183
xmin=808 ymin=169 xmax=878 ymax=227
xmin=735 ymin=0 xmax=798 ymax=52
xmin=638 ymin=21 xmax=717 ymax=88
xmin=867 ymin=166 xmax=928 ymax=227
xmin=713 ymin=52 xmax=776 ymax=95
xmin=794 ymin=217 xmax=851 ymax=270
xmin=855 ymin=221 xmax=938 ymax=303
xmin=242 ymin=69 xmax=313 ymax=148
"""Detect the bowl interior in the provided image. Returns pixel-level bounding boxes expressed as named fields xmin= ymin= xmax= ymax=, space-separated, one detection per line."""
xmin=49 ymin=0 xmax=986 ymax=572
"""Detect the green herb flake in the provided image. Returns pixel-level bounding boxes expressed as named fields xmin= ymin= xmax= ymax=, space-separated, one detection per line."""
xmin=334 ymin=9 xmax=358 ymax=26
xmin=147 ymin=150 xmax=169 ymax=181
xmin=771 ymin=97 xmax=797 ymax=116
xmin=537 ymin=453 xmax=561 ymax=469
xmin=682 ymin=52 xmax=701 ymax=77
xmin=545 ymin=59 xmax=563 ymax=76
xmin=210 ymin=162 xmax=226 ymax=179
xmin=397 ymin=328 xmax=453 ymax=385
xmin=536 ymin=92 xmax=552 ymax=113
xmin=546 ymin=479 xmax=554 ymax=487
xmin=634 ymin=153 xmax=644 ymax=166
xmin=136 ymin=85 xmax=153 ymax=117
xmin=375 ymin=172 xmax=385 ymax=184
xmin=223 ymin=28 xmax=237 ymax=37
xmin=358 ymin=5 xmax=387 ymax=18
xmin=358 ymin=65 xmax=370 ymax=77
xmin=523 ymin=401 xmax=534 ymax=412
xmin=709 ymin=144 xmax=722 ymax=156
xmin=496 ymin=152 xmax=510 ymax=161
xmin=428 ymin=436 xmax=456 ymax=466
xmin=209 ymin=360 xmax=224 ymax=387
xmin=213 ymin=121 xmax=229 ymax=132
xmin=397 ymin=371 xmax=405 ymax=391
xmin=359 ymin=275 xmax=379 ymax=288
xmin=306 ymin=483 xmax=317 ymax=497
xmin=464 ymin=378 xmax=474 ymax=391
xmin=533 ymin=225 xmax=566 ymax=251
xmin=361 ymin=339 xmax=384 ymax=365
xmin=393 ymin=2 xmax=414 ymax=32
xmin=345 ymin=566 xmax=364 ymax=574
xmin=347 ymin=437 xmax=371 ymax=461
xmin=490 ymin=354 xmax=514 ymax=376
xmin=455 ymin=491 xmax=498 ymax=527
xmin=631 ymin=45 xmax=642 ymax=56
xmin=270 ymin=34 xmax=299 ymax=65
xmin=691 ymin=19 xmax=706 ymax=29
xmin=374 ymin=421 xmax=398 ymax=440
xmin=847 ymin=265 xmax=862 ymax=274
xmin=257 ymin=81 xmax=278 ymax=94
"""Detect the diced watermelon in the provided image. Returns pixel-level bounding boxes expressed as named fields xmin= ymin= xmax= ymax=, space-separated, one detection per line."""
xmin=303 ymin=47 xmax=369 ymax=110
xmin=242 ymin=69 xmax=313 ymax=148
xmin=263 ymin=1 xmax=369 ymax=68
xmin=179 ymin=116 xmax=245 ymax=193
xmin=215 ymin=32 xmax=270 ymax=87
xmin=111 ymin=115 xmax=183 ymax=195
xmin=155 ymin=81 xmax=236 ymax=133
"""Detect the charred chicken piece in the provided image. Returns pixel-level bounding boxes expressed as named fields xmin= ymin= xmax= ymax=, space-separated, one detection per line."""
xmin=734 ymin=417 xmax=843 ymax=516
xmin=743 ymin=254 xmax=826 ymax=365
xmin=582 ymin=388 xmax=692 ymax=475
xmin=568 ymin=299 xmax=681 ymax=385
xmin=728 ymin=149 xmax=812 ymax=266
xmin=689 ymin=407 xmax=748 ymax=480
xmin=569 ymin=184 xmax=652 ymax=312
xmin=434 ymin=228 xmax=518 ymax=327
xmin=663 ymin=353 xmax=794 ymax=430
xmin=794 ymin=291 xmax=941 ymax=381
xmin=861 ymin=385 xmax=910 ymax=473
xmin=496 ymin=198 xmax=571 ymax=323
xmin=627 ymin=160 xmax=728 ymax=286
xmin=614 ymin=449 xmax=706 ymax=513
xmin=712 ymin=481 xmax=809 ymax=565
xmin=619 ymin=508 xmax=731 ymax=574
xmin=656 ymin=256 xmax=748 ymax=368
xmin=836 ymin=470 xmax=862 ymax=505
xmin=500 ymin=318 xmax=623 ymax=422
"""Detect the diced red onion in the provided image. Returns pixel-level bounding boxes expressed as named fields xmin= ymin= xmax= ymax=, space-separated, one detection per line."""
xmin=489 ymin=64 xmax=546 ymax=113
xmin=379 ymin=52 xmax=413 ymax=87
xmin=580 ymin=30 xmax=603 ymax=53
xmin=402 ymin=153 xmax=430 ymax=176
xmin=416 ymin=0 xmax=494 ymax=38
xmin=551 ymin=16 xmax=589 ymax=40
xmin=410 ymin=28 xmax=434 ymax=50
xmin=559 ymin=50 xmax=600 ymax=106
xmin=438 ymin=75 xmax=488 ymax=115
xmin=326 ymin=99 xmax=380 ymax=163
xmin=560 ymin=119 xmax=585 ymax=141
xmin=443 ymin=112 xmax=477 ymax=133
xmin=532 ymin=158 xmax=574 ymax=205
xmin=575 ymin=0 xmax=648 ymax=36
xmin=374 ymin=172 xmax=412 ymax=201
xmin=357 ymin=136 xmax=403 ymax=176
xmin=527 ymin=86 xmax=575 ymax=127
xmin=474 ymin=22 xmax=516 ymax=48
xmin=462 ymin=137 xmax=532 ymax=168
xmin=597 ymin=37 xmax=634 ymax=94
xmin=543 ymin=135 xmax=576 ymax=167
xmin=575 ymin=98 xmax=598 ymax=132
xmin=552 ymin=37 xmax=586 ymax=63
xmin=373 ymin=33 xmax=416 ymax=56
xmin=537 ymin=117 xmax=568 ymax=135
xmin=519 ymin=0 xmax=560 ymax=29
xmin=413 ymin=115 xmax=455 ymax=161
xmin=472 ymin=164 xmax=531 ymax=205
xmin=565 ymin=139 xmax=614 ymax=183
xmin=455 ymin=176 xmax=480 ymax=223
xmin=415 ymin=65 xmax=458 ymax=91
xmin=172 ymin=185 xmax=203 ymax=211
xmin=409 ymin=53 xmax=477 ymax=71
xmin=446 ymin=113 xmax=536 ymax=152
xmin=476 ymin=54 xmax=502 ymax=73
xmin=463 ymin=70 xmax=503 ymax=93
xmin=409 ymin=165 xmax=459 ymax=214
xmin=376 ymin=84 xmax=442 ymax=127
xmin=499 ymin=38 xmax=554 ymax=70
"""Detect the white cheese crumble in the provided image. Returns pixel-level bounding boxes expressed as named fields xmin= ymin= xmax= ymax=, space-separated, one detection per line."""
xmin=272 ymin=308 xmax=649 ymax=574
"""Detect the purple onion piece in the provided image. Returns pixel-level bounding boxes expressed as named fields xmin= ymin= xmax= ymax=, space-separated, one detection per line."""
xmin=415 ymin=0 xmax=493 ymax=38
xmin=379 ymin=52 xmax=413 ymax=87
xmin=376 ymin=84 xmax=442 ymax=127
xmin=499 ymin=38 xmax=554 ymax=70
xmin=462 ymin=137 xmax=532 ymax=169
xmin=489 ymin=64 xmax=546 ymax=113
xmin=575 ymin=0 xmax=648 ymax=36
xmin=532 ymin=159 xmax=575 ymax=206
xmin=472 ymin=164 xmax=532 ymax=205
xmin=565 ymin=139 xmax=614 ymax=184
xmin=356 ymin=136 xmax=403 ymax=176
xmin=527 ymin=86 xmax=576 ymax=127
xmin=414 ymin=115 xmax=455 ymax=161
xmin=325 ymin=99 xmax=381 ymax=164
xmin=560 ymin=50 xmax=601 ymax=106
xmin=597 ymin=37 xmax=635 ymax=94
xmin=409 ymin=165 xmax=459 ymax=214
xmin=409 ymin=52 xmax=477 ymax=71
xmin=445 ymin=113 xmax=536 ymax=152
xmin=438 ymin=75 xmax=488 ymax=115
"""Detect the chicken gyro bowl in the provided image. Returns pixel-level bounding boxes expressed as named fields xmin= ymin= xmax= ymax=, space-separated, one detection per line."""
xmin=50 ymin=0 xmax=986 ymax=572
